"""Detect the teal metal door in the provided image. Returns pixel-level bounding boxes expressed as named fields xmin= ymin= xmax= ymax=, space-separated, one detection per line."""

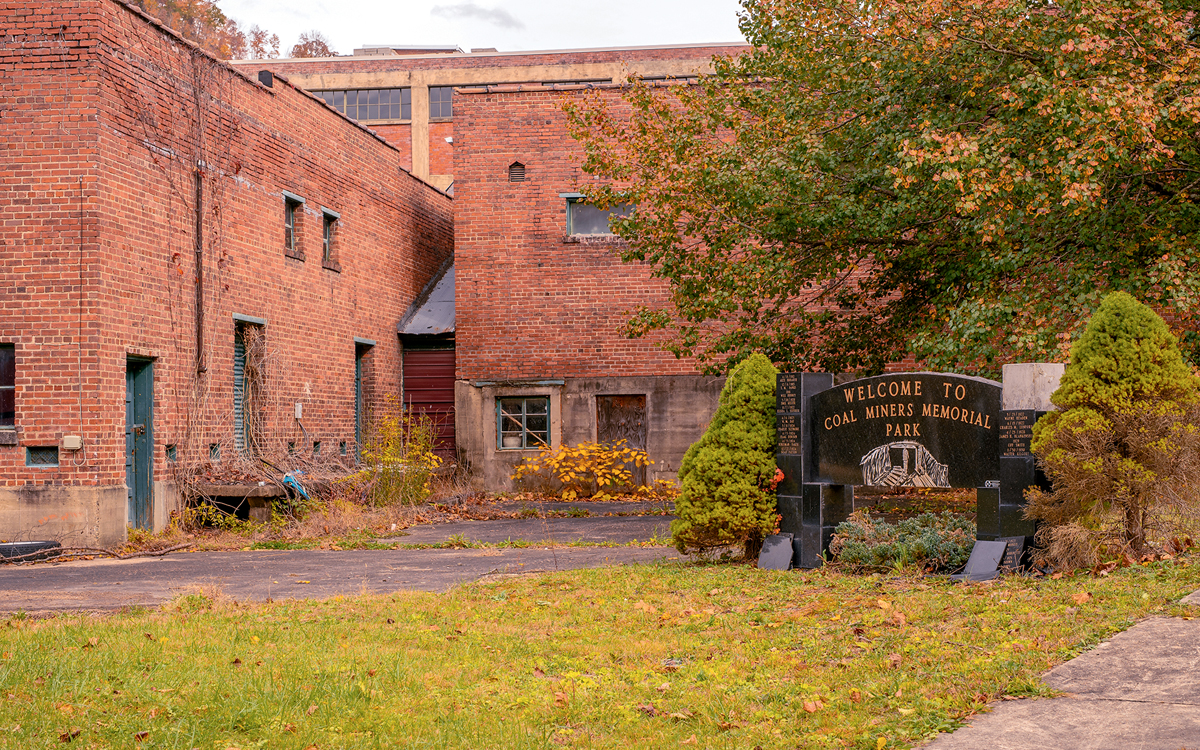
xmin=125 ymin=360 xmax=153 ymax=529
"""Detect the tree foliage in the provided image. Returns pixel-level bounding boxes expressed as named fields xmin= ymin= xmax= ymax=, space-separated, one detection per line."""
xmin=567 ymin=0 xmax=1200 ymax=375
xmin=671 ymin=353 xmax=779 ymax=556
xmin=290 ymin=30 xmax=338 ymax=59
xmin=127 ymin=0 xmax=277 ymax=60
xmin=1027 ymin=292 xmax=1200 ymax=568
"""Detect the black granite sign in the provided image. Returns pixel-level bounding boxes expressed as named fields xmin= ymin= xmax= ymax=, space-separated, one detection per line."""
xmin=1000 ymin=410 xmax=1036 ymax=457
xmin=776 ymin=372 xmax=799 ymax=413
xmin=809 ymin=373 xmax=1001 ymax=489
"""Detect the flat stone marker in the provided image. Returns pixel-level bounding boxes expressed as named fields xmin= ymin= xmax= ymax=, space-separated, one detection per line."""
xmin=950 ymin=540 xmax=1008 ymax=581
xmin=757 ymin=533 xmax=794 ymax=570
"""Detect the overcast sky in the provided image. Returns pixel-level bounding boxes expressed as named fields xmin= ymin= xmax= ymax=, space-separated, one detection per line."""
xmin=220 ymin=0 xmax=746 ymax=56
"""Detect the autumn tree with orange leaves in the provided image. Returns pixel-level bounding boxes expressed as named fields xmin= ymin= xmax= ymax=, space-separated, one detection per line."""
xmin=568 ymin=0 xmax=1200 ymax=376
xmin=128 ymin=0 xmax=278 ymax=59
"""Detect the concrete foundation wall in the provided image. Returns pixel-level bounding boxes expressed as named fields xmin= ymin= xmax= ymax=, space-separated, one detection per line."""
xmin=0 ymin=485 xmax=127 ymax=548
xmin=456 ymin=375 xmax=724 ymax=491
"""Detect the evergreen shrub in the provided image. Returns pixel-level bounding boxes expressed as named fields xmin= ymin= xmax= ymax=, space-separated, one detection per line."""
xmin=829 ymin=510 xmax=975 ymax=572
xmin=1028 ymin=292 xmax=1200 ymax=569
xmin=671 ymin=353 xmax=779 ymax=556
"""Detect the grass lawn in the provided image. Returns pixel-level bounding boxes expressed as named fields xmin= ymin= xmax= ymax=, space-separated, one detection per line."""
xmin=1 ymin=557 xmax=1197 ymax=749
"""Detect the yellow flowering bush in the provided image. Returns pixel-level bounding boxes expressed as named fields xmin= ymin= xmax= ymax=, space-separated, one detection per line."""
xmin=512 ymin=441 xmax=652 ymax=500
xmin=353 ymin=396 xmax=443 ymax=506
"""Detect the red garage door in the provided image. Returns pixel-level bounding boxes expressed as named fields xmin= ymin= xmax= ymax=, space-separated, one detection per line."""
xmin=402 ymin=348 xmax=456 ymax=460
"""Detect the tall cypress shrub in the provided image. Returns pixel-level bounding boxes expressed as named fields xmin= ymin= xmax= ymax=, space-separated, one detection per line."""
xmin=1027 ymin=292 xmax=1200 ymax=568
xmin=672 ymin=353 xmax=779 ymax=556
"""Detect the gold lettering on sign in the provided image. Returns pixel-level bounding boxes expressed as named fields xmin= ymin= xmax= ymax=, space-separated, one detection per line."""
xmin=844 ymin=380 xmax=923 ymax=404
xmin=955 ymin=384 xmax=966 ymax=401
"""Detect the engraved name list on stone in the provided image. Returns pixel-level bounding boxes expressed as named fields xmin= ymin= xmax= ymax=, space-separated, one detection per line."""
xmin=776 ymin=372 xmax=799 ymax=413
xmin=778 ymin=413 xmax=801 ymax=455
xmin=999 ymin=409 xmax=1036 ymax=457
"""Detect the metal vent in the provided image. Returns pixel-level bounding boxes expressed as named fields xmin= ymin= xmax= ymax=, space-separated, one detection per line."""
xmin=508 ymin=162 xmax=526 ymax=182
xmin=26 ymin=446 xmax=59 ymax=466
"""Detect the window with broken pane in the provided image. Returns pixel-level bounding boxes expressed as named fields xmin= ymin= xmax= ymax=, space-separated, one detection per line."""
xmin=497 ymin=397 xmax=549 ymax=450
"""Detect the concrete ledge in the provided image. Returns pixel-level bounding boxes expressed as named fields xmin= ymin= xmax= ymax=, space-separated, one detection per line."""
xmin=0 ymin=484 xmax=126 ymax=548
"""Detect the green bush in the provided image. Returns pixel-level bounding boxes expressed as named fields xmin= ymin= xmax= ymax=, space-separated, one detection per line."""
xmin=1028 ymin=292 xmax=1200 ymax=569
xmin=671 ymin=353 xmax=779 ymax=557
xmin=829 ymin=510 xmax=975 ymax=573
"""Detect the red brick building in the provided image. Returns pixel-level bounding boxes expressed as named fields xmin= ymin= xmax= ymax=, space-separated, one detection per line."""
xmin=233 ymin=43 xmax=744 ymax=193
xmin=0 ymin=1 xmax=453 ymax=545
xmin=450 ymin=85 xmax=725 ymax=488
xmin=245 ymin=44 xmax=744 ymax=488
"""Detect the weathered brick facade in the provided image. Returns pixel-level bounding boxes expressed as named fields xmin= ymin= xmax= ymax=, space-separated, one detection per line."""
xmin=232 ymin=44 xmax=745 ymax=191
xmin=454 ymin=87 xmax=696 ymax=380
xmin=0 ymin=1 xmax=453 ymax=544
xmin=452 ymin=86 xmax=724 ymax=488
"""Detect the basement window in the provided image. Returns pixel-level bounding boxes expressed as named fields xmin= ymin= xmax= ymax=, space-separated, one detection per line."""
xmin=0 ymin=344 xmax=13 ymax=429
xmin=26 ymin=446 xmax=58 ymax=467
xmin=430 ymin=86 xmax=454 ymax=119
xmin=497 ymin=397 xmax=549 ymax=450
xmin=564 ymin=195 xmax=634 ymax=236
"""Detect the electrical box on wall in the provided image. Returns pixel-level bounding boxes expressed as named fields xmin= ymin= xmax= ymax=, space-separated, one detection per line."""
xmin=63 ymin=435 xmax=83 ymax=451
xmin=295 ymin=402 xmax=303 ymax=420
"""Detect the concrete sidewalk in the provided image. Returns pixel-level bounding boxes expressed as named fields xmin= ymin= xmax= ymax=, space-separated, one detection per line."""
xmin=924 ymin=608 xmax=1200 ymax=750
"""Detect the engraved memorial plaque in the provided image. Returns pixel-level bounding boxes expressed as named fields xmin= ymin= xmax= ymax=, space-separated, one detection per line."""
xmin=777 ymin=413 xmax=801 ymax=455
xmin=776 ymin=372 xmax=799 ymax=413
xmin=1000 ymin=409 xmax=1036 ymax=457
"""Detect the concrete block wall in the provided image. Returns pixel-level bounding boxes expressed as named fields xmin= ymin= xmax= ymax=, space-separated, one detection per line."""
xmin=0 ymin=0 xmax=454 ymax=544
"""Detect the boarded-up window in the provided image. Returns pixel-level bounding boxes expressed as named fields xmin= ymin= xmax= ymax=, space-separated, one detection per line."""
xmin=234 ymin=322 xmax=266 ymax=454
xmin=597 ymin=394 xmax=647 ymax=486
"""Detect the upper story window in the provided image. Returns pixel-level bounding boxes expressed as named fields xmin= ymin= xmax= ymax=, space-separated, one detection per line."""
xmin=564 ymin=195 xmax=635 ymax=236
xmin=321 ymin=207 xmax=341 ymax=271
xmin=282 ymin=191 xmax=305 ymax=260
xmin=429 ymin=86 xmax=454 ymax=119
xmin=317 ymin=89 xmax=411 ymax=121
xmin=0 ymin=344 xmax=14 ymax=428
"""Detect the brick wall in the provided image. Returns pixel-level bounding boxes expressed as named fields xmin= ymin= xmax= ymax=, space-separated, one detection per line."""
xmin=0 ymin=0 xmax=454 ymax=489
xmin=453 ymin=87 xmax=700 ymax=380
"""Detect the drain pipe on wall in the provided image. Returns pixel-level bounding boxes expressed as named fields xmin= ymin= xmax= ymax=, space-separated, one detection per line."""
xmin=69 ymin=176 xmax=88 ymax=466
xmin=194 ymin=168 xmax=206 ymax=374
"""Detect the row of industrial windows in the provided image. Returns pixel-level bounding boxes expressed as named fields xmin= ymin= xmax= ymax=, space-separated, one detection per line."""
xmin=314 ymin=86 xmax=454 ymax=121
xmin=283 ymin=191 xmax=339 ymax=267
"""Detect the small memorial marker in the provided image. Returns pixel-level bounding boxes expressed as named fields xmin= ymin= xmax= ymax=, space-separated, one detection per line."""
xmin=998 ymin=536 xmax=1027 ymax=572
xmin=757 ymin=534 xmax=795 ymax=571
xmin=950 ymin=540 xmax=1008 ymax=581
